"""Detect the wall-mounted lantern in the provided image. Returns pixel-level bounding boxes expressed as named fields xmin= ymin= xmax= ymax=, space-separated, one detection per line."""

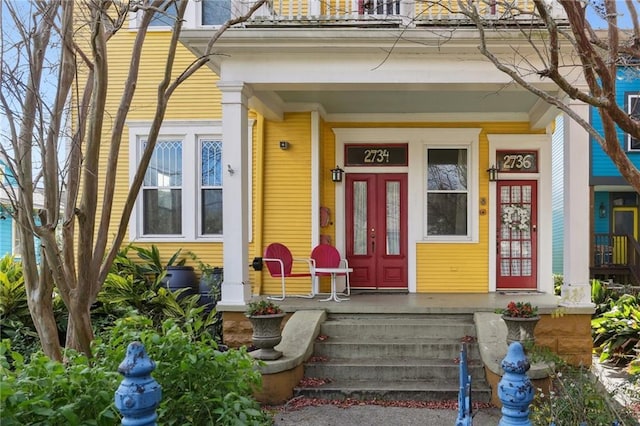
xmin=331 ymin=165 xmax=344 ymax=183
xmin=487 ymin=165 xmax=499 ymax=182
xmin=599 ymin=202 xmax=607 ymax=219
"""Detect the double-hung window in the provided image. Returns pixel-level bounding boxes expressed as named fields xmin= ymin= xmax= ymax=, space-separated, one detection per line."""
xmin=425 ymin=147 xmax=469 ymax=239
xmin=130 ymin=121 xmax=236 ymax=241
xmin=627 ymin=92 xmax=640 ymax=151
xmin=201 ymin=139 xmax=223 ymax=235
xmin=142 ymin=140 xmax=183 ymax=235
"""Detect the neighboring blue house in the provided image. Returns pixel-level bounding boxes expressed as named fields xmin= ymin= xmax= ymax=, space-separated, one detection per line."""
xmin=0 ymin=157 xmax=43 ymax=260
xmin=591 ymin=66 xmax=640 ymax=284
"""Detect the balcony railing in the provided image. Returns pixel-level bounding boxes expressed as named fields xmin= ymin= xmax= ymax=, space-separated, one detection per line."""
xmin=592 ymin=233 xmax=640 ymax=285
xmin=192 ymin=0 xmax=565 ymax=26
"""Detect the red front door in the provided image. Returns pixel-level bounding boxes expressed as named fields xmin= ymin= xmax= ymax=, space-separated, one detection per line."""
xmin=497 ymin=180 xmax=537 ymax=289
xmin=346 ymin=173 xmax=407 ymax=290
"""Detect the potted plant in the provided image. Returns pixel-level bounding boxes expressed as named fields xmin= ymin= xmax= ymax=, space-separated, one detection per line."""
xmin=245 ymin=300 xmax=286 ymax=360
xmin=498 ymin=301 xmax=540 ymax=348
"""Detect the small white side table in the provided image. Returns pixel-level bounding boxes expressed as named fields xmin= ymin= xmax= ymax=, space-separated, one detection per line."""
xmin=313 ymin=267 xmax=352 ymax=302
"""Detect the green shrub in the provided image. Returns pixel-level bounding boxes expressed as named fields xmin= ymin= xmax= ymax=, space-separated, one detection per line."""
xmin=553 ymin=274 xmax=563 ymax=296
xmin=0 ymin=340 xmax=121 ymax=425
xmin=95 ymin=314 xmax=273 ymax=425
xmin=592 ymin=294 xmax=640 ymax=366
xmin=1 ymin=313 xmax=273 ymax=425
xmin=98 ymin=245 xmax=199 ymax=326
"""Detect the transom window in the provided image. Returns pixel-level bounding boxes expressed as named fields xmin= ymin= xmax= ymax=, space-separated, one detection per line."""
xmin=627 ymin=93 xmax=640 ymax=151
xmin=425 ymin=148 xmax=469 ymax=238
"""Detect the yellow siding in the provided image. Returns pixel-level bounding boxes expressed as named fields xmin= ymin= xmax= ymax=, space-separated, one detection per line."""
xmin=260 ymin=112 xmax=315 ymax=295
xmin=96 ymin=30 xmax=224 ymax=272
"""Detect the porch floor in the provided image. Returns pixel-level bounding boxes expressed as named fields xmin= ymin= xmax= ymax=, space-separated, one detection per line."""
xmin=220 ymin=291 xmax=589 ymax=315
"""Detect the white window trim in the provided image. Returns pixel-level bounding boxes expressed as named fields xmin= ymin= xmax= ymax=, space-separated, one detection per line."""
xmin=627 ymin=93 xmax=640 ymax=152
xmin=424 ymin=144 xmax=474 ymax=242
xmin=128 ymin=119 xmax=253 ymax=243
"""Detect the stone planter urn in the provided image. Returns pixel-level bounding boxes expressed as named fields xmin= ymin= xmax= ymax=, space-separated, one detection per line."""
xmin=247 ymin=313 xmax=285 ymax=360
xmin=502 ymin=315 xmax=540 ymax=348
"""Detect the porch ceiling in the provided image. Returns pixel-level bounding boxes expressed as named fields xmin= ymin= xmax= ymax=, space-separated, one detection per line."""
xmin=181 ymin=28 xmax=564 ymax=127
xmin=248 ymin=83 xmax=558 ymax=128
xmin=268 ymin=88 xmax=541 ymax=114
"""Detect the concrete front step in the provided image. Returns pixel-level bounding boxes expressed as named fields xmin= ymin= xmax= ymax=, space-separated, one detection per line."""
xmin=303 ymin=357 xmax=487 ymax=381
xmin=313 ymin=338 xmax=479 ymax=359
xmin=297 ymin=313 xmax=492 ymax=402
xmin=321 ymin=314 xmax=476 ymax=340
xmin=294 ymin=378 xmax=492 ymax=402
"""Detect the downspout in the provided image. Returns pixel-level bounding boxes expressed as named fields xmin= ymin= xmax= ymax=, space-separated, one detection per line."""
xmin=254 ymin=115 xmax=266 ymax=295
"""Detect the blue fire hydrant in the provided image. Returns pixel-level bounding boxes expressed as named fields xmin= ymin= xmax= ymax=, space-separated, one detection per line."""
xmin=114 ymin=342 xmax=162 ymax=426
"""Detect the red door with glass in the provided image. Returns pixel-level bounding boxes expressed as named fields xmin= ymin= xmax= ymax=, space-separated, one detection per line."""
xmin=346 ymin=173 xmax=407 ymax=290
xmin=497 ymin=180 xmax=537 ymax=289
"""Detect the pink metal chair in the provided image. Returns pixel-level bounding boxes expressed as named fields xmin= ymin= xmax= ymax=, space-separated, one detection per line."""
xmin=263 ymin=243 xmax=314 ymax=300
xmin=310 ymin=244 xmax=351 ymax=296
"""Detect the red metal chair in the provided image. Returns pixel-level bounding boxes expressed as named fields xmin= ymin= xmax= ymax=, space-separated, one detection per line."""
xmin=310 ymin=244 xmax=350 ymax=296
xmin=263 ymin=243 xmax=314 ymax=300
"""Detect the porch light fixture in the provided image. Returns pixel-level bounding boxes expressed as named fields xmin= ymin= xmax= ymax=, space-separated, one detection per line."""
xmin=279 ymin=140 xmax=290 ymax=150
xmin=599 ymin=202 xmax=607 ymax=219
xmin=487 ymin=165 xmax=499 ymax=182
xmin=331 ymin=165 xmax=344 ymax=183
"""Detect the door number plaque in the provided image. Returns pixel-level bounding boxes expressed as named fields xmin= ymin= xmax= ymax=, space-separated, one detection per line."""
xmin=497 ymin=150 xmax=538 ymax=173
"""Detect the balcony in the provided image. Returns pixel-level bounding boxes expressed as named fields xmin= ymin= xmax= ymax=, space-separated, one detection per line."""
xmin=186 ymin=0 xmax=568 ymax=29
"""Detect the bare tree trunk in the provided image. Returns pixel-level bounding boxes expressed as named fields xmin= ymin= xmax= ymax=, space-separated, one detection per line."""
xmin=21 ymin=212 xmax=61 ymax=361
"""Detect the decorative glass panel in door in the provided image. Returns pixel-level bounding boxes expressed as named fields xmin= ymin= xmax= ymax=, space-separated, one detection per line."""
xmin=496 ymin=181 xmax=537 ymax=289
xmin=346 ymin=174 xmax=407 ymax=290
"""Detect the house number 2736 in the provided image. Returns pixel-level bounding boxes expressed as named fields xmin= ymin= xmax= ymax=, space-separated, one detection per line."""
xmin=502 ymin=154 xmax=534 ymax=171
xmin=364 ymin=149 xmax=390 ymax=163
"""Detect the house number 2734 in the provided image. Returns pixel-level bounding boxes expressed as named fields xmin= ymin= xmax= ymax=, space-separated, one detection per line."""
xmin=501 ymin=154 xmax=535 ymax=171
xmin=364 ymin=149 xmax=390 ymax=163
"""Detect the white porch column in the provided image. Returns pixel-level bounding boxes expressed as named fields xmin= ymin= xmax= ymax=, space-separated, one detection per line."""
xmin=560 ymin=101 xmax=594 ymax=307
xmin=218 ymin=82 xmax=252 ymax=305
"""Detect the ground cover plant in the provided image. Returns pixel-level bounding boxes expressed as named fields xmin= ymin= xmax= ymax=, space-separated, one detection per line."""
xmin=528 ymin=346 xmax=637 ymax=425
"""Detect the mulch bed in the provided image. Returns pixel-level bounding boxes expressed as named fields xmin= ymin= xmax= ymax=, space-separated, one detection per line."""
xmin=264 ymin=396 xmax=495 ymax=412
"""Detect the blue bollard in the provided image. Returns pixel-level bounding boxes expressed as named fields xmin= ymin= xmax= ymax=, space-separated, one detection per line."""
xmin=115 ymin=342 xmax=162 ymax=426
xmin=456 ymin=342 xmax=473 ymax=426
xmin=498 ymin=342 xmax=534 ymax=426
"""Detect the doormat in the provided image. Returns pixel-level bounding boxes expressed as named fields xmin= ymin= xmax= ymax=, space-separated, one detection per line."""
xmin=498 ymin=291 xmax=545 ymax=295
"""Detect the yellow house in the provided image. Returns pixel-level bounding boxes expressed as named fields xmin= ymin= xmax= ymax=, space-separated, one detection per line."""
xmin=113 ymin=1 xmax=592 ymax=303
xmin=105 ymin=2 xmax=595 ymax=399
